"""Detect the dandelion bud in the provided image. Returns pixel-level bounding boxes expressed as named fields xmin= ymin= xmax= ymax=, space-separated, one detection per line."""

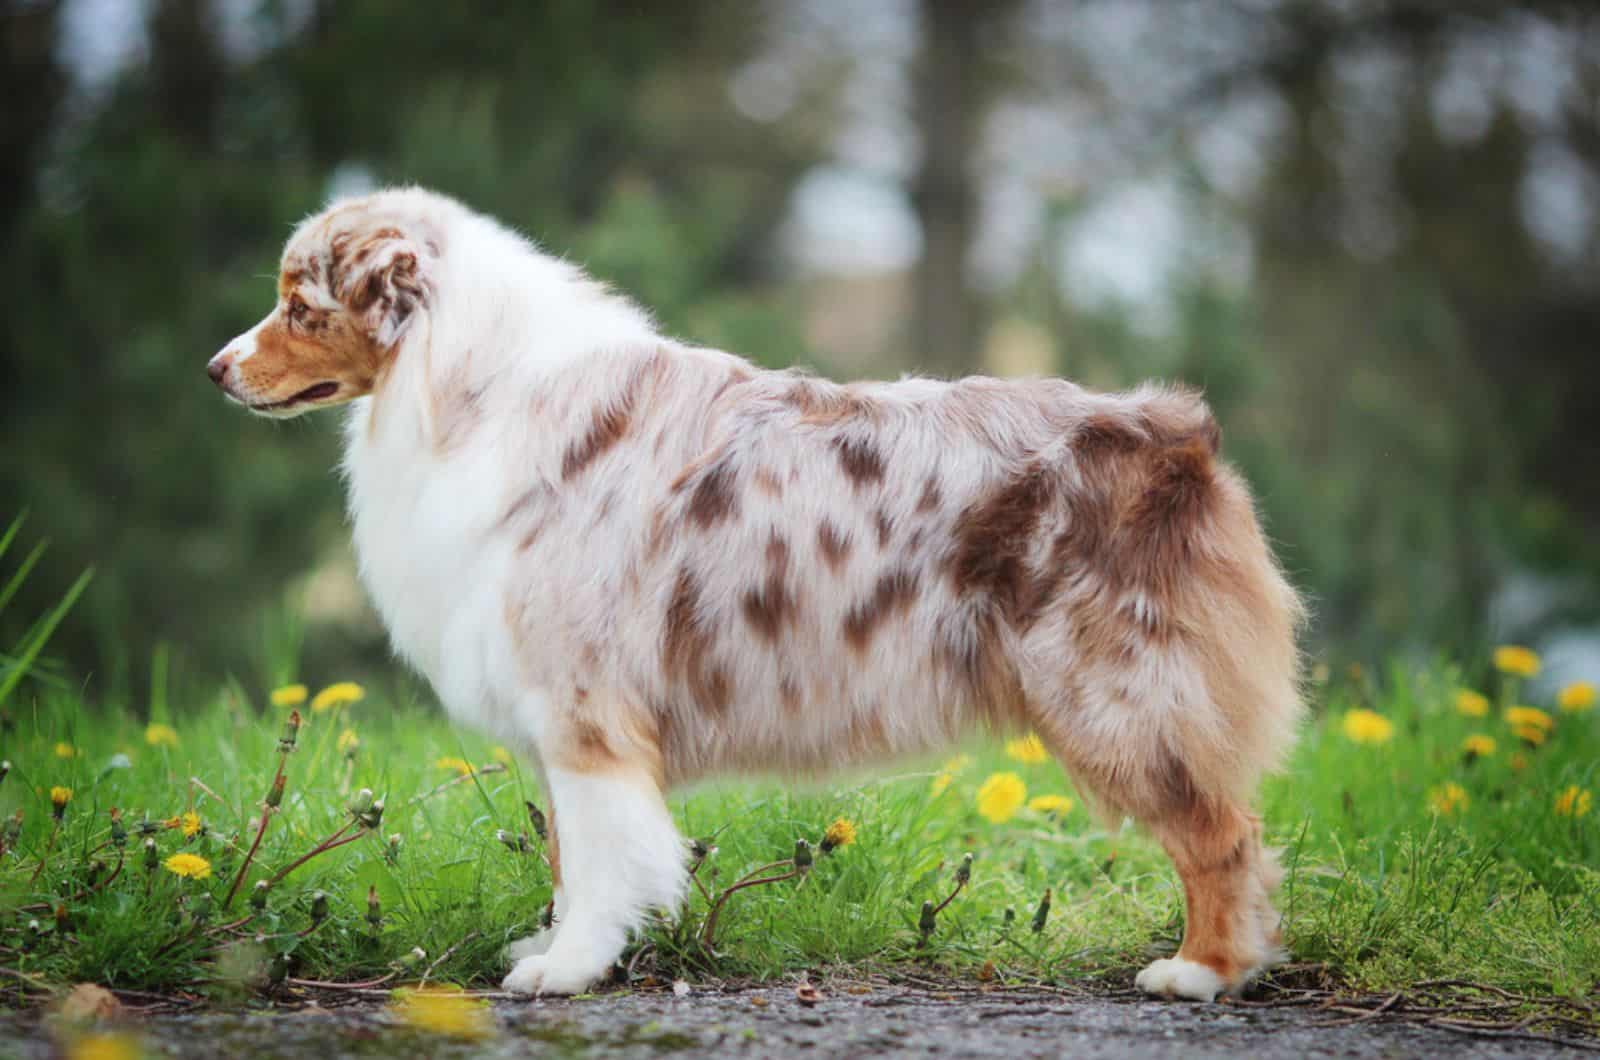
xmin=1003 ymin=907 xmax=1015 ymax=928
xmin=1030 ymin=888 xmax=1051 ymax=934
xmin=309 ymin=890 xmax=329 ymax=924
xmin=793 ymin=838 xmax=813 ymax=874
xmin=278 ymin=710 xmax=301 ymax=753
xmin=384 ymin=833 xmax=403 ymax=864
xmin=143 ymin=837 xmax=159 ymax=870
xmin=3 ymin=809 xmax=23 ymax=847
xmin=496 ymin=828 xmax=516 ymax=851
xmin=109 ymin=808 xmax=127 ymax=848
xmin=367 ymin=885 xmax=382 ymax=929
xmin=397 ymin=946 xmax=426 ymax=969
xmin=0 ymin=760 xmax=8 ymax=784
xmin=24 ymin=918 xmax=42 ymax=949
xmin=956 ymin=852 xmax=973 ymax=887
xmin=539 ymin=900 xmax=555 ymax=929
xmin=251 ymin=880 xmax=270 ymax=911
xmin=54 ymin=904 xmax=71 ymax=933
xmin=525 ymin=800 xmax=548 ymax=841
xmin=350 ymin=788 xmax=374 ymax=815
xmin=189 ymin=892 xmax=212 ymax=925
xmin=690 ymin=837 xmax=713 ymax=861
xmin=50 ymin=786 xmax=72 ymax=820
xmin=918 ymin=899 xmax=937 ymax=943
xmin=268 ymin=951 xmax=292 ymax=985
xmin=264 ymin=773 xmax=286 ymax=809
xmin=136 ymin=814 xmax=162 ymax=836
xmin=358 ymin=797 xmax=384 ymax=831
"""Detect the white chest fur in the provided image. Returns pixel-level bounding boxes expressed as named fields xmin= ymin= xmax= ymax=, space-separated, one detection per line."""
xmin=342 ymin=399 xmax=529 ymax=737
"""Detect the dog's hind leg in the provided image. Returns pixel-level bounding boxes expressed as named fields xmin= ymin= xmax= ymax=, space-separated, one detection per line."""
xmin=501 ymin=718 xmax=685 ymax=996
xmin=1135 ymin=790 xmax=1284 ymax=1000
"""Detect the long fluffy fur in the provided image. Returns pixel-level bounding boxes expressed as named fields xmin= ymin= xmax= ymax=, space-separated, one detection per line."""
xmin=209 ymin=187 xmax=1305 ymax=1000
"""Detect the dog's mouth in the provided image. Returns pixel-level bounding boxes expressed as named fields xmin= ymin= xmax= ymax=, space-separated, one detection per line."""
xmin=247 ymin=381 xmax=340 ymax=412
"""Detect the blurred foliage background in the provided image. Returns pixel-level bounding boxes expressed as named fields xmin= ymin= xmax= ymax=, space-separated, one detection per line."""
xmin=3 ymin=0 xmax=1598 ymax=698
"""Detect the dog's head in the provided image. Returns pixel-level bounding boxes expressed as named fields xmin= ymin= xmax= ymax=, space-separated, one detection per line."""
xmin=208 ymin=198 xmax=433 ymax=417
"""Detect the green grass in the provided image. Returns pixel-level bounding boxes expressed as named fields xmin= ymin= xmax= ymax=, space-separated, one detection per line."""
xmin=1 ymin=654 xmax=1596 ymax=1003
xmin=0 ymin=515 xmax=1596 ymax=1005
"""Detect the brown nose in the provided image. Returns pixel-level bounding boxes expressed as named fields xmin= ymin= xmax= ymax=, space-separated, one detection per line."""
xmin=207 ymin=355 xmax=231 ymax=386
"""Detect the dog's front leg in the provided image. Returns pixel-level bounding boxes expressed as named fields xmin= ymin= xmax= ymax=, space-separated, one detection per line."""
xmin=501 ymin=742 xmax=685 ymax=996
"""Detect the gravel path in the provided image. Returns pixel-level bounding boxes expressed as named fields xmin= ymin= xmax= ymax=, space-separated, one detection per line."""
xmin=4 ymin=983 xmax=1594 ymax=1059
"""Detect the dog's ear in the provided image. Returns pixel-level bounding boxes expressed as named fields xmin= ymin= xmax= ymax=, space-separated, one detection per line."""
xmin=334 ymin=226 xmax=429 ymax=348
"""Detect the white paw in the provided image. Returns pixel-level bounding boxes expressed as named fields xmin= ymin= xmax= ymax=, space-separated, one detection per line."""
xmin=500 ymin=954 xmax=603 ymax=997
xmin=504 ymin=928 xmax=557 ymax=962
xmin=1135 ymin=957 xmax=1226 ymax=1001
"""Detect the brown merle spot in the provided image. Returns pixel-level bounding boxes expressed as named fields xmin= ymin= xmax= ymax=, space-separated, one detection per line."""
xmin=938 ymin=612 xmax=1027 ymax=728
xmin=686 ymin=462 xmax=739 ymax=529
xmin=713 ymin=366 xmax=754 ymax=401
xmin=1072 ymin=415 xmax=1145 ymax=459
xmin=947 ymin=464 xmax=1058 ymax=627
xmin=874 ymin=508 xmax=893 ymax=548
xmin=753 ymin=467 xmax=784 ymax=497
xmin=499 ymin=484 xmax=556 ymax=552
xmin=742 ymin=534 xmax=795 ymax=640
xmin=662 ymin=567 xmax=733 ymax=715
xmin=916 ymin=475 xmax=942 ymax=514
xmin=842 ymin=568 xmax=920 ymax=651
xmin=817 ymin=520 xmax=851 ymax=572
xmin=831 ymin=435 xmax=885 ymax=486
xmin=780 ymin=378 xmax=873 ymax=424
xmin=562 ymin=383 xmax=638 ymax=480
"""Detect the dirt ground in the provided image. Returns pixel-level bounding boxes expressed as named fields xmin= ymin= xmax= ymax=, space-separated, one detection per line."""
xmin=4 ymin=981 xmax=1596 ymax=1059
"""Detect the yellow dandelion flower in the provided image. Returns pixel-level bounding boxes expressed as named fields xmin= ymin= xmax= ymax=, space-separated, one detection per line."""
xmin=490 ymin=746 xmax=514 ymax=766
xmin=1512 ymin=724 xmax=1548 ymax=747
xmin=390 ymin=986 xmax=492 ymax=1039
xmin=1505 ymin=706 xmax=1553 ymax=748
xmin=1427 ymin=782 xmax=1469 ymax=816
xmin=163 ymin=852 xmax=212 ymax=880
xmin=66 ymin=1033 xmax=140 ymax=1060
xmin=1028 ymin=794 xmax=1074 ymax=818
xmin=337 ymin=728 xmax=361 ymax=754
xmin=54 ymin=742 xmax=78 ymax=758
xmin=269 ymin=684 xmax=308 ymax=707
xmin=144 ymin=723 xmax=179 ymax=748
xmin=1493 ymin=645 xmax=1540 ymax=678
xmin=1004 ymin=734 xmax=1049 ymax=765
xmin=1505 ymin=705 xmax=1554 ymax=730
xmin=821 ymin=817 xmax=856 ymax=853
xmin=50 ymin=786 xmax=72 ymax=809
xmin=1554 ymin=785 xmax=1593 ymax=818
xmin=930 ymin=771 xmax=954 ymax=796
xmin=179 ymin=811 xmax=202 ymax=838
xmin=1454 ymin=689 xmax=1489 ymax=718
xmin=311 ymin=681 xmax=365 ymax=713
xmin=976 ymin=772 xmax=1027 ymax=824
xmin=435 ymin=756 xmax=473 ymax=776
xmin=1557 ymin=681 xmax=1596 ymax=714
xmin=942 ymin=754 xmax=973 ymax=773
xmin=1341 ymin=709 xmax=1394 ymax=745
xmin=1461 ymin=734 xmax=1497 ymax=758
xmin=1509 ymin=752 xmax=1529 ymax=772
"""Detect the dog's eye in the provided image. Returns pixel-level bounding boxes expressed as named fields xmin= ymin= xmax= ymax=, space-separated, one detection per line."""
xmin=287 ymin=296 xmax=310 ymax=323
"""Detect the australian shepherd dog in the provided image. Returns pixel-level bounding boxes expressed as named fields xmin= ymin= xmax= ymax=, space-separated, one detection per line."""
xmin=208 ymin=187 xmax=1303 ymax=1001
